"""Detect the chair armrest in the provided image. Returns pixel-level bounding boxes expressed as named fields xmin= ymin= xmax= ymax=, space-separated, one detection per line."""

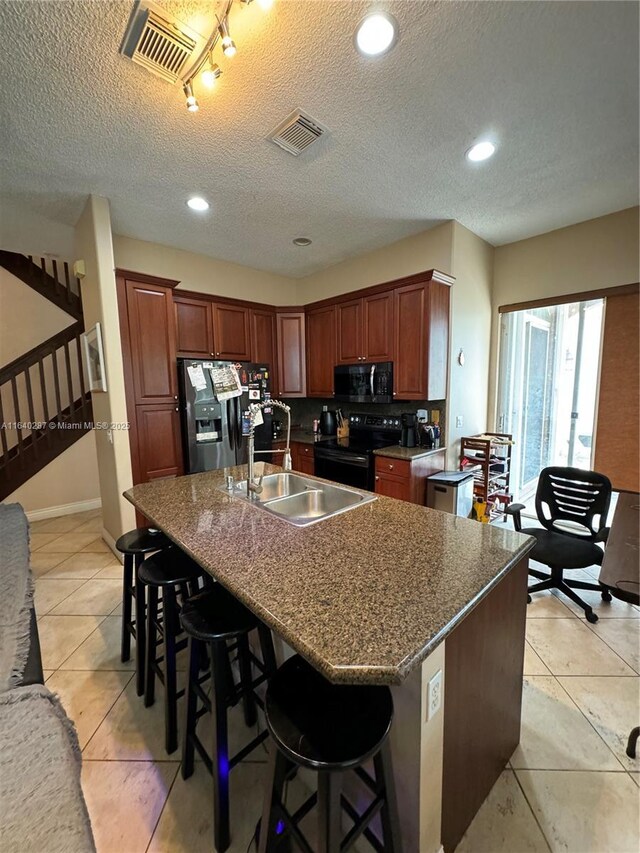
xmin=505 ymin=502 xmax=526 ymax=532
xmin=595 ymin=527 xmax=610 ymax=544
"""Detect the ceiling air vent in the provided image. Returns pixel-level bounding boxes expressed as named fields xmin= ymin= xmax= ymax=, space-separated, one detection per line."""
xmin=120 ymin=0 xmax=201 ymax=83
xmin=269 ymin=110 xmax=329 ymax=156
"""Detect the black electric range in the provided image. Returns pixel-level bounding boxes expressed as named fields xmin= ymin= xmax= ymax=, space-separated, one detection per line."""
xmin=314 ymin=414 xmax=402 ymax=491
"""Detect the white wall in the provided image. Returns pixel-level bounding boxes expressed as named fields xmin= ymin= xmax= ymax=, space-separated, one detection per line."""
xmin=488 ymin=207 xmax=640 ymax=429
xmin=113 ymin=235 xmax=298 ymax=305
xmin=447 ymin=223 xmax=494 ymax=468
xmin=6 ymin=432 xmax=101 ymax=515
xmin=296 ymin=222 xmax=455 ymax=303
xmin=0 ymin=198 xmax=76 ymax=259
xmin=75 ymin=196 xmax=135 ymax=543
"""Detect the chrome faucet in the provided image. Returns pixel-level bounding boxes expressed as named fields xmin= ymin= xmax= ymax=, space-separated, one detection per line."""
xmin=247 ymin=399 xmax=292 ymax=499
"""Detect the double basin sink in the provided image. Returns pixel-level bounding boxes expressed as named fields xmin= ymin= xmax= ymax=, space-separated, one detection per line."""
xmin=227 ymin=472 xmax=376 ymax=527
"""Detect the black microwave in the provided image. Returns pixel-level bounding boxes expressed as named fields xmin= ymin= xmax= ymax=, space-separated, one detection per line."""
xmin=334 ymin=361 xmax=393 ymax=403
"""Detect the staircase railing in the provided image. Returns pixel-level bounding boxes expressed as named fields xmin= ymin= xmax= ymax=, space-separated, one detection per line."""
xmin=0 ymin=322 xmax=93 ymax=499
xmin=0 ymin=251 xmax=83 ymax=321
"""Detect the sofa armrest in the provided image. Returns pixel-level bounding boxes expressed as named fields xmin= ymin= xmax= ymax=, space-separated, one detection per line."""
xmin=20 ymin=608 xmax=44 ymax=686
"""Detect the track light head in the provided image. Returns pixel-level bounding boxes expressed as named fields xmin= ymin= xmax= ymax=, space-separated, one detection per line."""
xmin=219 ymin=18 xmax=237 ymax=57
xmin=183 ymin=81 xmax=199 ymax=112
xmin=201 ymin=59 xmax=222 ymax=88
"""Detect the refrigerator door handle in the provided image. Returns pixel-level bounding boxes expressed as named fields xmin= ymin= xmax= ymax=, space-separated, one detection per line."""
xmin=236 ymin=398 xmax=243 ymax=455
xmin=227 ymin=398 xmax=234 ymax=450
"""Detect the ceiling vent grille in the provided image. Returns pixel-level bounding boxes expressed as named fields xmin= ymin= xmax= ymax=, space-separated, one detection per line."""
xmin=121 ymin=0 xmax=200 ymax=83
xmin=269 ymin=110 xmax=328 ymax=156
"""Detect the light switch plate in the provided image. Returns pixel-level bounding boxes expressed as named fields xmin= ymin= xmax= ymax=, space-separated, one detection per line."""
xmin=455 ymin=415 xmax=464 ymax=428
xmin=426 ymin=669 xmax=443 ymax=721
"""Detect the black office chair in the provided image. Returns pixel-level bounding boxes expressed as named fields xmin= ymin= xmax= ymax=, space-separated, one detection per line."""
xmin=506 ymin=466 xmax=612 ymax=623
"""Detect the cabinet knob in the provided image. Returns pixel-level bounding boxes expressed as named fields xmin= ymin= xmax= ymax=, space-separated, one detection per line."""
xmin=174 ymin=395 xmax=178 ymax=400
xmin=375 ymin=476 xmax=379 ymax=481
xmin=388 ymin=464 xmax=394 ymax=470
xmin=210 ymin=352 xmax=214 ymax=356
xmin=393 ymin=392 xmax=397 ymax=396
xmin=175 ymin=407 xmax=179 ymax=412
xmin=216 ymin=352 xmax=220 ymax=357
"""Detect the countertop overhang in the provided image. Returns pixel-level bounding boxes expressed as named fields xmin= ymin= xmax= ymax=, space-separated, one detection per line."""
xmin=125 ymin=464 xmax=534 ymax=685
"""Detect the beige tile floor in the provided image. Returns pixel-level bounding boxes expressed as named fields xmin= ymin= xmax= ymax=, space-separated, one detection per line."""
xmin=31 ymin=513 xmax=640 ymax=852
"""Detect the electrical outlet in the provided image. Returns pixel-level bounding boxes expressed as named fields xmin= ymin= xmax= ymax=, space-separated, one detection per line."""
xmin=426 ymin=669 xmax=443 ymax=721
xmin=455 ymin=415 xmax=463 ymax=428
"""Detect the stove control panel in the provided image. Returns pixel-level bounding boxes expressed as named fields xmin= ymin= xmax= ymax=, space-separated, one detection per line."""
xmin=349 ymin=414 xmax=402 ymax=431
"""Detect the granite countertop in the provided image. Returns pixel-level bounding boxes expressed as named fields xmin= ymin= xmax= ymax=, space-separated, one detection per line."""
xmin=373 ymin=445 xmax=445 ymax=461
xmin=125 ymin=464 xmax=534 ymax=686
xmin=274 ymin=429 xmax=332 ymax=445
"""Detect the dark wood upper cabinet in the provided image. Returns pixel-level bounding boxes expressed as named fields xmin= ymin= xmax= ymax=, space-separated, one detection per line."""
xmin=394 ymin=280 xmax=450 ymax=400
xmin=306 ymin=305 xmax=337 ymax=397
xmin=212 ymin=303 xmax=251 ymax=361
xmin=336 ymin=299 xmax=363 ymax=364
xmin=363 ymin=291 xmax=394 ymax=361
xmin=250 ymin=308 xmax=278 ymax=395
xmin=125 ymin=279 xmax=178 ymax=403
xmin=135 ymin=403 xmax=183 ymax=482
xmin=336 ymin=292 xmax=394 ymax=364
xmin=174 ymin=295 xmax=214 ymax=358
xmin=426 ymin=281 xmax=450 ymax=400
xmin=276 ymin=312 xmax=306 ymax=397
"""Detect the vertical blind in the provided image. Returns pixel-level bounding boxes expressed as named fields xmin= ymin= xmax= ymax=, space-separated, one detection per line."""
xmin=593 ymin=291 xmax=640 ymax=493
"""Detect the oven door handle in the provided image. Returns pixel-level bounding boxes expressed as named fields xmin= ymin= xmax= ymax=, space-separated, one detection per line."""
xmin=315 ymin=448 xmax=370 ymax=466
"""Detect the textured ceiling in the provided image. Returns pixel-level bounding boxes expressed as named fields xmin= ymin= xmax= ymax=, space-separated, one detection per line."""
xmin=0 ymin=0 xmax=637 ymax=277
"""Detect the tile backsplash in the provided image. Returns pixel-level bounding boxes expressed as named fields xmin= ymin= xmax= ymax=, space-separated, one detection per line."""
xmin=280 ymin=397 xmax=446 ymax=432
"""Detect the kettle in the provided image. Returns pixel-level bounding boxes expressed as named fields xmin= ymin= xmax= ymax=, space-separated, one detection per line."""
xmin=319 ymin=407 xmax=337 ymax=436
xmin=400 ymin=412 xmax=418 ymax=448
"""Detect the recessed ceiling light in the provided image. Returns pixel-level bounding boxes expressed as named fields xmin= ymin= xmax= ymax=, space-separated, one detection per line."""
xmin=187 ymin=196 xmax=210 ymax=211
xmin=466 ymin=141 xmax=496 ymax=162
xmin=293 ymin=237 xmax=312 ymax=246
xmin=354 ymin=12 xmax=398 ymax=57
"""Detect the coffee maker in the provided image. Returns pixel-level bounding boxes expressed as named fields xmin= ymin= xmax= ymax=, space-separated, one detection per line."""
xmin=400 ymin=412 xmax=419 ymax=448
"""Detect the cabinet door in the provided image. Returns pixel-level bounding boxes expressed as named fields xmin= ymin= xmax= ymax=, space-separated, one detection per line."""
xmin=174 ymin=296 xmax=214 ymax=358
xmin=306 ymin=305 xmax=336 ymax=397
xmin=212 ymin=303 xmax=252 ymax=361
xmin=393 ymin=282 xmax=427 ymax=400
xmin=364 ymin=291 xmax=394 ymax=361
xmin=336 ymin=299 xmax=363 ymax=364
xmin=426 ymin=282 xmax=450 ymax=401
xmin=277 ymin=313 xmax=306 ymax=397
xmin=297 ymin=444 xmax=315 ymax=475
xmin=126 ymin=280 xmax=178 ymax=403
xmin=251 ymin=309 xmax=278 ymax=395
xmin=135 ymin=403 xmax=183 ymax=482
xmin=374 ymin=472 xmax=411 ymax=502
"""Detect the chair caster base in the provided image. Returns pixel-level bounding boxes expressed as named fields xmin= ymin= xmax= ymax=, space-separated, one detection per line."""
xmin=601 ymin=589 xmax=613 ymax=602
xmin=585 ymin=610 xmax=598 ymax=624
xmin=527 ymin=595 xmax=532 ymax=604
xmin=626 ymin=726 xmax=639 ymax=759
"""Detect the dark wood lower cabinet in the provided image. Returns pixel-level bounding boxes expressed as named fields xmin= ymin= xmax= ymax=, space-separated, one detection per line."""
xmin=290 ymin=441 xmax=315 ymax=475
xmin=441 ymin=558 xmax=528 ymax=852
xmin=374 ymin=451 xmax=445 ymax=505
xmin=135 ymin=403 xmax=183 ymax=482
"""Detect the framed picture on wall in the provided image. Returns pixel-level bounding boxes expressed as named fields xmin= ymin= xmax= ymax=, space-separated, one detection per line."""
xmin=82 ymin=323 xmax=107 ymax=392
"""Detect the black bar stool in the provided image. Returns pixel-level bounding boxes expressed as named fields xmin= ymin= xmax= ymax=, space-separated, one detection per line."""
xmin=180 ymin=586 xmax=277 ymax=853
xmin=115 ymin=526 xmax=171 ymax=696
xmin=138 ymin=546 xmax=206 ymax=754
xmin=258 ymin=655 xmax=401 ymax=853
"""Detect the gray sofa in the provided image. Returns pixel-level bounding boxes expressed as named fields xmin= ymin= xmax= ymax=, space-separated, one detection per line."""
xmin=0 ymin=503 xmax=95 ymax=853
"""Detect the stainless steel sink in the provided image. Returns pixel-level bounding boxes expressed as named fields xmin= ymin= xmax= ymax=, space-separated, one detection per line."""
xmin=225 ymin=472 xmax=376 ymax=526
xmin=233 ymin=473 xmax=312 ymax=502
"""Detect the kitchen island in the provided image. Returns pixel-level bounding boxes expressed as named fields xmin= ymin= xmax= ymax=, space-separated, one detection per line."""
xmin=125 ymin=464 xmax=534 ymax=852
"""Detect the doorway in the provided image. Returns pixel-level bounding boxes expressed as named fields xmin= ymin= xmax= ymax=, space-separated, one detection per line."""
xmin=497 ymin=299 xmax=604 ymax=508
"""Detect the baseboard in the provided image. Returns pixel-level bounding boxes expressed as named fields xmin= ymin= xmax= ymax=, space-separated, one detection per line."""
xmin=25 ymin=498 xmax=102 ymax=522
xmin=100 ymin=527 xmax=123 ymax=562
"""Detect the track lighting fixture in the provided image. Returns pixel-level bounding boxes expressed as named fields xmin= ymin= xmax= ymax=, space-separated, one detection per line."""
xmin=218 ymin=18 xmax=237 ymax=57
xmin=201 ymin=57 xmax=222 ymax=88
xmin=175 ymin=0 xmax=274 ymax=113
xmin=183 ymin=81 xmax=199 ymax=112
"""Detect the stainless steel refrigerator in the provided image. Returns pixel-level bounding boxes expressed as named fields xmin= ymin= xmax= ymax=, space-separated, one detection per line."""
xmin=177 ymin=359 xmax=273 ymax=474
